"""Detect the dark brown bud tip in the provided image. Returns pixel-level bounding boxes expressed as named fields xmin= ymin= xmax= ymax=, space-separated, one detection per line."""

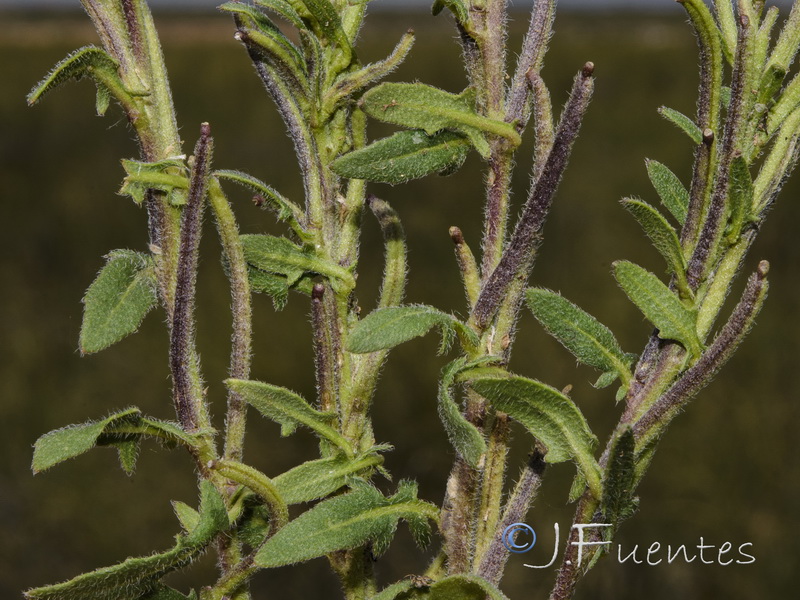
xmin=200 ymin=122 xmax=211 ymax=137
xmin=740 ymin=14 xmax=750 ymax=28
xmin=703 ymin=129 xmax=715 ymax=144
xmin=407 ymin=28 xmax=415 ymax=35
xmin=312 ymin=283 xmax=325 ymax=300
xmin=582 ymin=62 xmax=595 ymax=77
xmin=449 ymin=226 xmax=464 ymax=245
xmin=757 ymin=260 xmax=770 ymax=278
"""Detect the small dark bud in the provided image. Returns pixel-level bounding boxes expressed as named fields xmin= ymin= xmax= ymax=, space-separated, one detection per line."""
xmin=582 ymin=62 xmax=595 ymax=77
xmin=449 ymin=226 xmax=464 ymax=245
xmin=312 ymin=283 xmax=325 ymax=300
xmin=200 ymin=122 xmax=211 ymax=138
xmin=757 ymin=260 xmax=770 ymax=278
xmin=703 ymin=128 xmax=715 ymax=144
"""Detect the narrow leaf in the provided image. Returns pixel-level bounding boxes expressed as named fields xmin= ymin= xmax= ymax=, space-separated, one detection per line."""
xmin=347 ymin=305 xmax=477 ymax=354
xmin=467 ymin=370 xmax=602 ymax=498
xmin=621 ymin=198 xmax=689 ymax=293
xmin=645 ymin=159 xmax=689 ymax=225
xmin=215 ymin=169 xmax=305 ymax=231
xmin=32 ymin=408 xmax=141 ymax=473
xmin=432 ymin=0 xmax=469 ymax=25
xmin=612 ymin=261 xmax=702 ymax=356
xmin=273 ymin=452 xmax=385 ymax=504
xmin=361 ymin=83 xmax=521 ymax=157
xmin=27 ymin=46 xmax=134 ymax=115
xmin=424 ymin=574 xmax=511 ymax=600
xmin=437 ymin=360 xmax=487 ymax=468
xmin=300 ymin=0 xmax=353 ymax=68
xmin=80 ymin=250 xmax=157 ymax=354
xmin=253 ymin=0 xmax=306 ymax=30
xmin=525 ymin=288 xmax=633 ymax=388
xmin=254 ymin=481 xmax=436 ymax=567
xmin=225 ymin=379 xmax=352 ymax=455
xmin=601 ymin=428 xmax=637 ymax=524
xmin=726 ymin=154 xmax=753 ymax=242
xmin=24 ymin=482 xmax=226 ymax=600
xmin=241 ymin=234 xmax=355 ymax=289
xmin=331 ymin=130 xmax=471 ymax=185
xmin=658 ymin=106 xmax=703 ymax=144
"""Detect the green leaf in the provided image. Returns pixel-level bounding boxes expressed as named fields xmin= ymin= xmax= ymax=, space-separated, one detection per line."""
xmin=432 ymin=0 xmax=469 ymax=25
xmin=215 ymin=169 xmax=305 ymax=231
xmin=424 ymin=575 xmax=511 ymax=600
xmin=437 ymin=360 xmax=488 ymax=468
xmin=273 ymin=452 xmax=385 ymax=504
xmin=111 ymin=439 xmax=139 ymax=475
xmin=234 ymin=24 xmax=310 ymax=96
xmin=360 ymin=83 xmax=521 ymax=158
xmin=241 ymin=234 xmax=355 ymax=290
xmin=347 ymin=305 xmax=478 ymax=354
xmin=371 ymin=581 xmax=415 ymax=600
xmin=247 ymin=266 xmax=312 ymax=309
xmin=331 ymin=130 xmax=471 ymax=184
xmin=299 ymin=0 xmax=353 ymax=69
xmin=645 ymin=159 xmax=690 ymax=225
xmin=27 ymin=46 xmax=135 ymax=116
xmin=225 ymin=379 xmax=353 ymax=455
xmin=33 ymin=409 xmax=201 ymax=474
xmin=525 ymin=288 xmax=634 ymax=389
xmin=253 ymin=0 xmax=306 ymax=30
xmin=727 ymin=155 xmax=753 ymax=242
xmin=138 ymin=586 xmax=196 ymax=600
xmin=24 ymin=482 xmax=226 ymax=600
xmin=254 ymin=480 xmax=436 ymax=567
xmin=601 ymin=428 xmax=637 ymax=524
xmin=171 ymin=501 xmax=200 ymax=534
xmin=32 ymin=408 xmax=141 ymax=474
xmin=80 ymin=250 xmax=157 ymax=354
xmin=119 ymin=158 xmax=189 ymax=206
xmin=613 ymin=261 xmax=702 ymax=356
xmin=621 ymin=198 xmax=689 ymax=294
xmin=466 ymin=370 xmax=602 ymax=498
xmin=658 ymin=106 xmax=703 ymax=144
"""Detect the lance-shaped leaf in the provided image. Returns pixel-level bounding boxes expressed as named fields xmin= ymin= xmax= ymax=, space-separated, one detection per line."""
xmin=33 ymin=408 xmax=202 ymax=475
xmin=360 ymin=83 xmax=521 ymax=158
xmin=621 ymin=199 xmax=690 ymax=294
xmin=241 ymin=234 xmax=355 ymax=289
xmin=139 ymin=586 xmax=196 ymax=600
xmin=247 ymin=266 xmax=313 ymax=309
xmin=254 ymin=480 xmax=437 ymax=567
xmin=466 ymin=370 xmax=602 ymax=498
xmin=645 ymin=159 xmax=689 ymax=225
xmin=658 ymin=106 xmax=703 ymax=144
xmin=525 ymin=288 xmax=634 ymax=389
xmin=347 ymin=305 xmax=478 ymax=354
xmin=437 ymin=359 xmax=487 ymax=468
xmin=254 ymin=0 xmax=307 ymax=30
xmin=27 ymin=46 xmax=136 ymax=116
xmin=24 ymin=482 xmax=226 ymax=600
xmin=80 ymin=250 xmax=157 ymax=355
xmin=215 ymin=169 xmax=306 ymax=234
xmin=425 ymin=575 xmax=511 ymax=600
xmin=601 ymin=427 xmax=637 ymax=524
xmin=331 ymin=129 xmax=471 ymax=184
xmin=273 ymin=452 xmax=385 ymax=505
xmin=613 ymin=261 xmax=702 ymax=356
xmin=726 ymin=154 xmax=753 ymax=243
xmin=119 ymin=158 xmax=189 ymax=206
xmin=299 ymin=0 xmax=353 ymax=69
xmin=225 ymin=379 xmax=352 ymax=455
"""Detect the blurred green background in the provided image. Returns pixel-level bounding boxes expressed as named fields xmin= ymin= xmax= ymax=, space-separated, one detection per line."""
xmin=1 ymin=5 xmax=798 ymax=599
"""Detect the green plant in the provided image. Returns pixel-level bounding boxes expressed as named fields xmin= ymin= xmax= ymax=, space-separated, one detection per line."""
xmin=22 ymin=1 xmax=800 ymax=599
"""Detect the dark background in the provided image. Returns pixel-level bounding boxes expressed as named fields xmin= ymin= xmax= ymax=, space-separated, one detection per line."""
xmin=1 ymin=4 xmax=797 ymax=599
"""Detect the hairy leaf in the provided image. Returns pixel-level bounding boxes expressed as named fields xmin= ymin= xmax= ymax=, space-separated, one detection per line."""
xmin=253 ymin=0 xmax=306 ymax=30
xmin=602 ymin=428 xmax=637 ymax=524
xmin=425 ymin=575 xmax=511 ymax=600
xmin=273 ymin=452 xmax=384 ymax=504
xmin=119 ymin=158 xmax=189 ymax=206
xmin=331 ymin=130 xmax=471 ymax=184
xmin=215 ymin=169 xmax=304 ymax=228
xmin=27 ymin=46 xmax=134 ymax=116
xmin=300 ymin=0 xmax=353 ymax=68
xmin=432 ymin=0 xmax=469 ymax=24
xmin=658 ymin=105 xmax=703 ymax=144
xmin=437 ymin=360 xmax=487 ymax=468
xmin=241 ymin=234 xmax=355 ymax=290
xmin=621 ymin=198 xmax=689 ymax=292
xmin=254 ymin=481 xmax=436 ymax=567
xmin=727 ymin=155 xmax=753 ymax=242
xmin=24 ymin=482 xmax=226 ymax=600
xmin=347 ymin=305 xmax=477 ymax=354
xmin=80 ymin=250 xmax=157 ymax=354
xmin=613 ymin=261 xmax=702 ymax=356
xmin=226 ymin=379 xmax=352 ymax=454
xmin=467 ymin=370 xmax=602 ymax=498
xmin=360 ymin=83 xmax=520 ymax=158
xmin=525 ymin=288 xmax=633 ymax=388
xmin=645 ymin=159 xmax=689 ymax=225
